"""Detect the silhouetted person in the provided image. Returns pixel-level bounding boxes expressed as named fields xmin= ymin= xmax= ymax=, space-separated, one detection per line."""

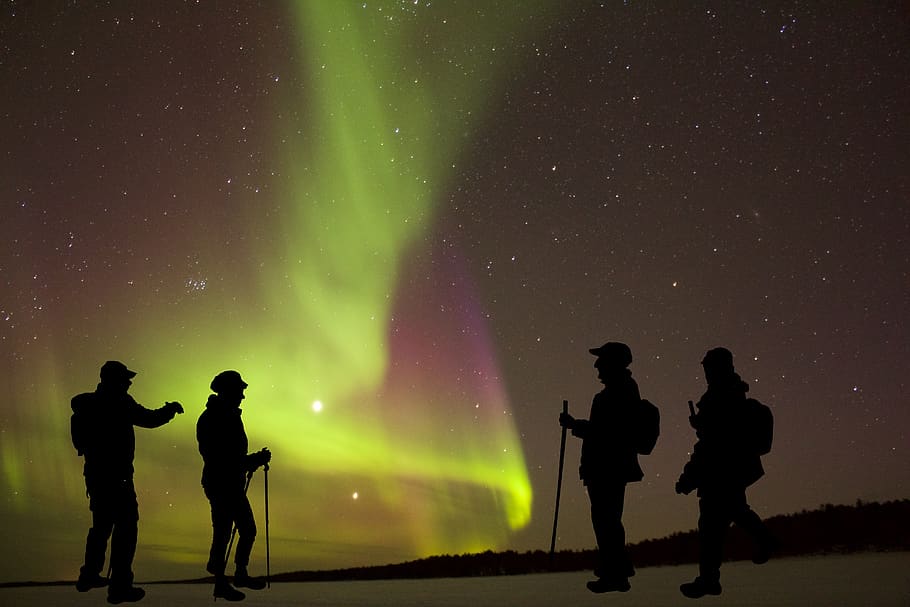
xmin=676 ymin=347 xmax=775 ymax=599
xmin=70 ymin=360 xmax=183 ymax=604
xmin=197 ymin=370 xmax=271 ymax=602
xmin=560 ymin=342 xmax=657 ymax=593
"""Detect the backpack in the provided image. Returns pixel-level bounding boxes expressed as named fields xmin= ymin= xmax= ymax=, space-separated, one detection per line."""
xmin=70 ymin=392 xmax=96 ymax=456
xmin=744 ymin=398 xmax=773 ymax=455
xmin=634 ymin=399 xmax=660 ymax=455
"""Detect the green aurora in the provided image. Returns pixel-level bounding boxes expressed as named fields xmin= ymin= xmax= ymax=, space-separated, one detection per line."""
xmin=2 ymin=1 xmax=564 ymax=578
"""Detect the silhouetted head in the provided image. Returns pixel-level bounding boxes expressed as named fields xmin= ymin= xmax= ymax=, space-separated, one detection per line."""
xmin=99 ymin=360 xmax=136 ymax=392
xmin=589 ymin=342 xmax=632 ymax=384
xmin=210 ymin=370 xmax=247 ymax=405
xmin=701 ymin=347 xmax=735 ymax=384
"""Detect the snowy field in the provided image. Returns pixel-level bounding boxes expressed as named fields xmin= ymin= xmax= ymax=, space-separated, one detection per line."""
xmin=3 ymin=552 xmax=908 ymax=607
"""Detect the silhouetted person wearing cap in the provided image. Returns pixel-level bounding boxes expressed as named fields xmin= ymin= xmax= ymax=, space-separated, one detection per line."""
xmin=197 ymin=370 xmax=271 ymax=602
xmin=70 ymin=361 xmax=183 ymax=604
xmin=559 ymin=342 xmax=648 ymax=593
xmin=676 ymin=347 xmax=775 ymax=599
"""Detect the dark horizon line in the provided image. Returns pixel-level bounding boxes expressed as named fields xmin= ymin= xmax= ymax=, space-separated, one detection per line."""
xmin=3 ymin=497 xmax=907 ymax=588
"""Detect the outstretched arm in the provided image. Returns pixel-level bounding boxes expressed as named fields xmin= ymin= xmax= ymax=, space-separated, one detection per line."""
xmin=132 ymin=400 xmax=184 ymax=428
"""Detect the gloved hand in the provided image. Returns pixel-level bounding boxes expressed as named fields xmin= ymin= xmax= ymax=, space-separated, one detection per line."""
xmin=675 ymin=475 xmax=695 ymax=495
xmin=165 ymin=401 xmax=184 ymax=415
xmin=251 ymin=447 xmax=271 ymax=469
xmin=558 ymin=412 xmax=575 ymax=430
xmin=687 ymin=400 xmax=699 ymax=429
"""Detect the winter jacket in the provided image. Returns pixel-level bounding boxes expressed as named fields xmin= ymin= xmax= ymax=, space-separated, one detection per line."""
xmin=196 ymin=394 xmax=258 ymax=492
xmin=71 ymin=384 xmax=176 ymax=485
xmin=572 ymin=370 xmax=644 ymax=485
xmin=679 ymin=373 xmax=765 ymax=495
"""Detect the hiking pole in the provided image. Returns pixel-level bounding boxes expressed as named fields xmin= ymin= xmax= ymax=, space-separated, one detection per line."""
xmin=264 ymin=462 xmax=270 ymax=589
xmin=550 ymin=400 xmax=569 ymax=559
xmin=223 ymin=469 xmax=256 ymax=573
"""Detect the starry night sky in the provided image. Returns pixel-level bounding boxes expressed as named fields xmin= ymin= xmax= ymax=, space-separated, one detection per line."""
xmin=1 ymin=1 xmax=908 ymax=583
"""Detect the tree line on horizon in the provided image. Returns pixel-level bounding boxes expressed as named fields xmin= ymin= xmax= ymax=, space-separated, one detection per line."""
xmin=3 ymin=498 xmax=907 ymax=587
xmin=270 ymin=499 xmax=910 ymax=582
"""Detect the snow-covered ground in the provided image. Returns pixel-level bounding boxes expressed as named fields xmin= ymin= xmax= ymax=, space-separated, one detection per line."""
xmin=3 ymin=552 xmax=908 ymax=607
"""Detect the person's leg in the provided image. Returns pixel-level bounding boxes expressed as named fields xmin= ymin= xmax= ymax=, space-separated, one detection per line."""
xmin=108 ymin=481 xmax=139 ymax=587
xmin=205 ymin=487 xmax=245 ymax=601
xmin=680 ymin=493 xmax=729 ymax=598
xmin=77 ymin=485 xmax=114 ymax=591
xmin=107 ymin=480 xmax=145 ymax=603
xmin=205 ymin=489 xmax=234 ymax=576
xmin=730 ymin=492 xmax=775 ymax=563
xmin=232 ymin=494 xmax=266 ymax=589
xmin=232 ymin=494 xmax=257 ymax=571
xmin=586 ymin=482 xmax=631 ymax=593
xmin=697 ymin=494 xmax=730 ymax=583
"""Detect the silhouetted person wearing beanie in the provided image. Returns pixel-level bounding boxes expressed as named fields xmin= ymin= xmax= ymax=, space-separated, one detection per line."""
xmin=71 ymin=361 xmax=183 ymax=604
xmin=197 ymin=370 xmax=271 ymax=602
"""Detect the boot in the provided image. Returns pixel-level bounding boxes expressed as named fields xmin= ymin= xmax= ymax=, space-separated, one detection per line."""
xmin=213 ymin=578 xmax=245 ymax=602
xmin=107 ymin=585 xmax=145 ymax=604
xmin=680 ymin=577 xmax=722 ymax=599
xmin=233 ymin=567 xmax=266 ymax=590
xmin=76 ymin=572 xmax=109 ymax=592
xmin=586 ymin=576 xmax=631 ymax=593
xmin=752 ymin=532 xmax=778 ymax=564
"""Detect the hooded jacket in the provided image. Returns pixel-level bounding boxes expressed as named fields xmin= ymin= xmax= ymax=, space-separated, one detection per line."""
xmin=679 ymin=372 xmax=766 ymax=495
xmin=196 ymin=393 xmax=254 ymax=491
